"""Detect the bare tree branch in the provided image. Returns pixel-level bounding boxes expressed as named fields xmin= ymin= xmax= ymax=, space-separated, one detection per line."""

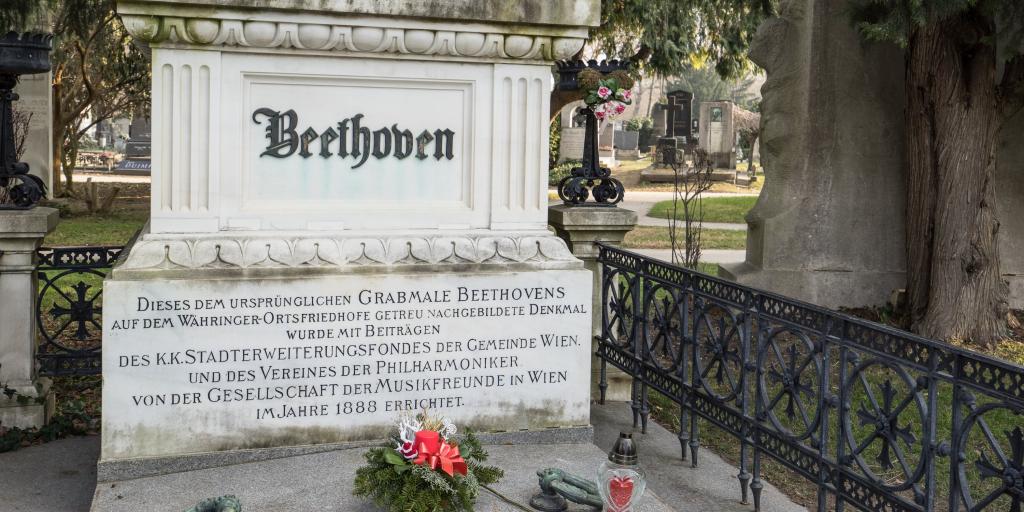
xmin=667 ymin=146 xmax=713 ymax=269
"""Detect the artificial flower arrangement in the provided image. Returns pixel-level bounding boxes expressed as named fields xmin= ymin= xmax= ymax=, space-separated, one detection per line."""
xmin=579 ymin=67 xmax=635 ymax=121
xmin=353 ymin=412 xmax=503 ymax=512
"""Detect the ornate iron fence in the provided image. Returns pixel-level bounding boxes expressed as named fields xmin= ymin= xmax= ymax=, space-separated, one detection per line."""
xmin=35 ymin=246 xmax=123 ymax=376
xmin=596 ymin=243 xmax=1024 ymax=512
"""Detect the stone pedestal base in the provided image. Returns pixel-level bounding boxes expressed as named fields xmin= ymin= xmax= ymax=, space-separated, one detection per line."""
xmin=0 ymin=208 xmax=59 ymax=429
xmin=549 ymin=204 xmax=637 ymax=402
xmin=0 ymin=379 xmax=54 ymax=429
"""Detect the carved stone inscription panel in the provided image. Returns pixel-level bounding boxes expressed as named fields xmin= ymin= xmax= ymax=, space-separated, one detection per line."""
xmin=102 ymin=270 xmax=592 ymax=460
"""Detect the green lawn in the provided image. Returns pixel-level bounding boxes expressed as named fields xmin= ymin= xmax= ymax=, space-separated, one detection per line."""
xmin=623 ymin=226 xmax=746 ymax=250
xmin=695 ymin=262 xmax=719 ymax=276
xmin=649 ymin=196 xmax=758 ymax=224
xmin=44 ymin=210 xmax=148 ymax=247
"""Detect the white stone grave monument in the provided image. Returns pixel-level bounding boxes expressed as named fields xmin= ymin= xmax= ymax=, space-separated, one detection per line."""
xmin=104 ymin=0 xmax=597 ymax=475
xmin=699 ymin=100 xmax=737 ymax=168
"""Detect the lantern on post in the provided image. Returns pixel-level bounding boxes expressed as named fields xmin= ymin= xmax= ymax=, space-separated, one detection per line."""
xmin=0 ymin=31 xmax=52 ymax=209
xmin=553 ymin=59 xmax=633 ymax=207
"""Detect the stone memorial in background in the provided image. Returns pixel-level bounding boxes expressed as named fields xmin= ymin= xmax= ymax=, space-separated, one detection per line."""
xmin=105 ymin=0 xmax=597 ymax=473
xmin=651 ymin=103 xmax=667 ymax=139
xmin=114 ymin=116 xmax=152 ymax=174
xmin=597 ymin=122 xmax=615 ymax=166
xmin=560 ymin=127 xmax=585 ymax=162
xmin=12 ymin=73 xmax=52 ymax=195
xmin=614 ymin=129 xmax=640 ymax=160
xmin=665 ymin=89 xmax=693 ymax=142
xmin=557 ymin=102 xmax=587 ymax=163
xmin=699 ymin=100 xmax=736 ymax=168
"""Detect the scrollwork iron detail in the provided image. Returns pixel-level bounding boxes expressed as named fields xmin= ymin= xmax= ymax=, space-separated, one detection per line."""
xmin=556 ymin=105 xmax=625 ymax=207
xmin=34 ymin=246 xmax=122 ymax=376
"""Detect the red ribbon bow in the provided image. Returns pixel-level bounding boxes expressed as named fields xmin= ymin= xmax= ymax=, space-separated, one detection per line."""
xmin=412 ymin=430 xmax=467 ymax=476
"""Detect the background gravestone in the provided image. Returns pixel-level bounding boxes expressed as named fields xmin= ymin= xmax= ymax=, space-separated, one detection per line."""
xmin=698 ymin=101 xmax=736 ymax=168
xmin=115 ymin=117 xmax=151 ymax=174
xmin=651 ymin=103 xmax=667 ymax=139
xmin=557 ymin=101 xmax=586 ymax=162
xmin=12 ymin=73 xmax=52 ymax=196
xmin=559 ymin=127 xmax=586 ymax=162
xmin=613 ymin=129 xmax=638 ymax=150
xmin=597 ymin=122 xmax=616 ymax=166
xmin=665 ymin=89 xmax=693 ymax=142
xmin=104 ymin=0 xmax=597 ymax=475
xmin=614 ymin=129 xmax=640 ymax=160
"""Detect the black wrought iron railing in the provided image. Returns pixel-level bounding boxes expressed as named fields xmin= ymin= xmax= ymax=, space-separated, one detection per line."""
xmin=596 ymin=243 xmax=1024 ymax=512
xmin=35 ymin=245 xmax=124 ymax=376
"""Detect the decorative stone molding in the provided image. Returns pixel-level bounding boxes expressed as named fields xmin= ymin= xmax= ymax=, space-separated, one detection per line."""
xmin=119 ymin=234 xmax=578 ymax=271
xmin=120 ymin=15 xmax=586 ymax=61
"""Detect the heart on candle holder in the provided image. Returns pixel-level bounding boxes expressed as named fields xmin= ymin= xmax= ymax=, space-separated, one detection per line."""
xmin=609 ymin=475 xmax=635 ymax=509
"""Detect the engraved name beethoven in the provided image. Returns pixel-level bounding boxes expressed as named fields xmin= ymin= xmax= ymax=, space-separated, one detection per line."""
xmin=252 ymin=108 xmax=456 ymax=169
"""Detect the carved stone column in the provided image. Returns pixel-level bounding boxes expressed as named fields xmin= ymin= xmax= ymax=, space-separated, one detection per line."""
xmin=0 ymin=208 xmax=58 ymax=428
xmin=549 ymin=204 xmax=637 ymax=401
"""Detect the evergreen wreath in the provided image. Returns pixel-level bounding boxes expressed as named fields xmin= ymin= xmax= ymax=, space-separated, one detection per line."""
xmin=353 ymin=413 xmax=503 ymax=512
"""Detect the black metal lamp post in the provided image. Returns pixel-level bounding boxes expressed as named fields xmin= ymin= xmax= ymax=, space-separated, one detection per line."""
xmin=554 ymin=59 xmax=628 ymax=207
xmin=0 ymin=31 xmax=52 ymax=209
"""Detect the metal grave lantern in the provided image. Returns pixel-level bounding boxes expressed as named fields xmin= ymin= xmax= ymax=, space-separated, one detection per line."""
xmin=554 ymin=59 xmax=630 ymax=207
xmin=0 ymin=31 xmax=51 ymax=209
xmin=597 ymin=432 xmax=647 ymax=511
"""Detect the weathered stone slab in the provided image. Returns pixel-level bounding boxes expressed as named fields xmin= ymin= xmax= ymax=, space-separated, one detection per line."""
xmin=560 ymin=127 xmax=586 ymax=162
xmin=101 ymin=269 xmax=592 ymax=461
xmin=719 ymin=0 xmax=907 ymax=308
xmin=12 ymin=74 xmax=52 ymax=195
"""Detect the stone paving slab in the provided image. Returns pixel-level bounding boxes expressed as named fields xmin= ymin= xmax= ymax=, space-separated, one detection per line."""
xmin=0 ymin=436 xmax=99 ymax=512
xmin=0 ymin=403 xmax=805 ymax=512
xmin=91 ymin=442 xmax=675 ymax=512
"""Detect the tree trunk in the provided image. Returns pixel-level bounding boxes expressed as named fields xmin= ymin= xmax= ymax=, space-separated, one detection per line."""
xmin=62 ymin=137 xmax=77 ymax=193
xmin=905 ymin=17 xmax=1009 ymax=346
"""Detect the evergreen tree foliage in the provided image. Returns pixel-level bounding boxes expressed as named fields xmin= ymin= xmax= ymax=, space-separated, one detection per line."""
xmin=850 ymin=1 xmax=1024 ymax=114
xmin=591 ymin=0 xmax=775 ymax=78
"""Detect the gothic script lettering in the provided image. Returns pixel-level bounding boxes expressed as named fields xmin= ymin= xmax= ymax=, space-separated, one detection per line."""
xmin=252 ymin=109 xmax=456 ymax=169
